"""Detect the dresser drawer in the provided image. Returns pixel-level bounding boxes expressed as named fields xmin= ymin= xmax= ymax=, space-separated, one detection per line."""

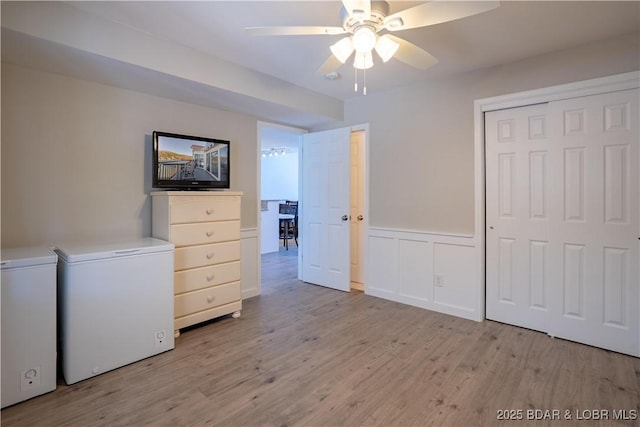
xmin=171 ymin=220 xmax=240 ymax=247
xmin=174 ymin=241 xmax=240 ymax=271
xmin=170 ymin=196 xmax=240 ymax=224
xmin=175 ymin=261 xmax=241 ymax=294
xmin=174 ymin=281 xmax=241 ymax=318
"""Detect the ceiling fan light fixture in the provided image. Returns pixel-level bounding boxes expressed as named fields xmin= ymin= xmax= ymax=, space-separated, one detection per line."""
xmin=330 ymin=36 xmax=354 ymax=63
xmin=375 ymin=35 xmax=399 ymax=62
xmin=352 ymin=26 xmax=377 ymax=53
xmin=353 ymin=51 xmax=373 ymax=70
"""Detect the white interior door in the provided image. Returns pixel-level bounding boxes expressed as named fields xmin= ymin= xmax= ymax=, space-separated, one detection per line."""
xmin=350 ymin=130 xmax=365 ymax=285
xmin=486 ymin=88 xmax=639 ymax=356
xmin=301 ymin=127 xmax=351 ymax=292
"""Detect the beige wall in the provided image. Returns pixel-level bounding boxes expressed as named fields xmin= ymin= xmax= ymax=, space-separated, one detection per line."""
xmin=1 ymin=64 xmax=258 ymax=248
xmin=342 ymin=33 xmax=640 ymax=235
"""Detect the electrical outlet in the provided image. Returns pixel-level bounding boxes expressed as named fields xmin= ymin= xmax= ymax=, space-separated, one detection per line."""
xmin=434 ymin=275 xmax=445 ymax=287
xmin=21 ymin=367 xmax=41 ymax=391
xmin=155 ymin=330 xmax=167 ymax=347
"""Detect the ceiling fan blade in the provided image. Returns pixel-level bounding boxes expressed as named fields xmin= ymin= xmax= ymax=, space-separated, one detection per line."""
xmin=317 ymin=55 xmax=344 ymax=75
xmin=385 ymin=35 xmax=438 ymax=70
xmin=341 ymin=0 xmax=371 ymax=20
xmin=246 ymin=26 xmax=346 ymax=36
xmin=383 ymin=0 xmax=500 ymax=32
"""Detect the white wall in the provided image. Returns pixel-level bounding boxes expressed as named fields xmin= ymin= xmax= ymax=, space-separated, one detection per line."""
xmin=260 ymin=201 xmax=280 ymax=255
xmin=260 ymin=153 xmax=298 ymax=201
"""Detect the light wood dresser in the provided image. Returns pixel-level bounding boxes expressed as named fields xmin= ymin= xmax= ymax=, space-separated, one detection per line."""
xmin=151 ymin=191 xmax=242 ymax=337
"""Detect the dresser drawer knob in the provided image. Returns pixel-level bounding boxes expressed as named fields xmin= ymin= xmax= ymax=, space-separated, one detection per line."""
xmin=206 ymin=253 xmax=214 ymax=259
xmin=206 ymin=231 xmax=214 ymax=237
xmin=207 ymin=295 xmax=214 ymax=303
xmin=207 ymin=274 xmax=215 ymax=281
xmin=206 ymin=209 xmax=214 ymax=215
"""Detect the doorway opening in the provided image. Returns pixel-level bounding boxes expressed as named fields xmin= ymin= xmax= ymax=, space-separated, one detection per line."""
xmin=258 ymin=124 xmax=303 ymax=258
xmin=258 ymin=122 xmax=368 ymax=294
xmin=350 ymin=130 xmax=366 ymax=292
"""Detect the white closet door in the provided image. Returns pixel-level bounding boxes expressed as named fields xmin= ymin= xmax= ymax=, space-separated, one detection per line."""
xmin=486 ymin=103 xmax=551 ymax=333
xmin=547 ymin=89 xmax=639 ymax=355
xmin=486 ymin=89 xmax=639 ymax=356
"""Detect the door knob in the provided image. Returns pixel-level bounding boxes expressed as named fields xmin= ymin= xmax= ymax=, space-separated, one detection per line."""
xmin=341 ymin=215 xmax=349 ymax=221
xmin=357 ymin=215 xmax=364 ymax=221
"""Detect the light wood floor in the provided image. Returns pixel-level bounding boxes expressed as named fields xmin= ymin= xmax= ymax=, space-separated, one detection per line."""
xmin=3 ymin=247 xmax=639 ymax=426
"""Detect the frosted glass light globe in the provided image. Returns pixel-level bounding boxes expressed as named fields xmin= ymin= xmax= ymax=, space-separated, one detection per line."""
xmin=352 ymin=26 xmax=377 ymax=53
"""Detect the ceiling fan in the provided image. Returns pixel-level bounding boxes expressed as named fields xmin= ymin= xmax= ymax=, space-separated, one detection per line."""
xmin=246 ymin=0 xmax=500 ymax=90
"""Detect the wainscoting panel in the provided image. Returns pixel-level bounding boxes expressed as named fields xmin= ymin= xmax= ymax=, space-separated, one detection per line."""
xmin=241 ymin=228 xmax=260 ymax=299
xmin=398 ymin=238 xmax=432 ymax=304
xmin=367 ymin=235 xmax=398 ymax=297
xmin=367 ymin=228 xmax=480 ymax=321
xmin=433 ymin=242 xmax=477 ymax=315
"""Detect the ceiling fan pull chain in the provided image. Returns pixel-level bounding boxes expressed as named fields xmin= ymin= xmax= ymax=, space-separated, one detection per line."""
xmin=354 ymin=67 xmax=358 ymax=93
xmin=363 ymin=68 xmax=367 ymax=95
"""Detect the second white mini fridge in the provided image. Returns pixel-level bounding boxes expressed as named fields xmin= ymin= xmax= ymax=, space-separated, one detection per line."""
xmin=56 ymin=238 xmax=175 ymax=385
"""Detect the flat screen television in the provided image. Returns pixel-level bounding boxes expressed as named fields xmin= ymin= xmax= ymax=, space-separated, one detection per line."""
xmin=152 ymin=131 xmax=230 ymax=190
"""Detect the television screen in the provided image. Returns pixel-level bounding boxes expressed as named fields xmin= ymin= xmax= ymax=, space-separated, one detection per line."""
xmin=153 ymin=131 xmax=230 ymax=189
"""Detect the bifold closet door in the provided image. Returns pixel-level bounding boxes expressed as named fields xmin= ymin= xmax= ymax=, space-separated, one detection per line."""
xmin=486 ymin=103 xmax=552 ymax=334
xmin=486 ymin=88 xmax=639 ymax=356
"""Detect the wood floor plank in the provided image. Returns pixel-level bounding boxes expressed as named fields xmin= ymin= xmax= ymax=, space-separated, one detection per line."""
xmin=2 ymin=247 xmax=639 ymax=426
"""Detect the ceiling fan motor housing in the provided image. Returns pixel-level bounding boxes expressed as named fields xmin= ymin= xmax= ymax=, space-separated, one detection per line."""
xmin=340 ymin=0 xmax=390 ymax=34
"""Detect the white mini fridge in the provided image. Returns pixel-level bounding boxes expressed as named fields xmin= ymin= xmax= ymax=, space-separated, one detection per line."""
xmin=1 ymin=247 xmax=58 ymax=408
xmin=56 ymin=238 xmax=175 ymax=385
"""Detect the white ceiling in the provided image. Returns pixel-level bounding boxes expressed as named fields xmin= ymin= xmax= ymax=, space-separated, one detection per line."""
xmin=64 ymin=0 xmax=640 ymax=100
xmin=2 ymin=1 xmax=639 ymax=128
